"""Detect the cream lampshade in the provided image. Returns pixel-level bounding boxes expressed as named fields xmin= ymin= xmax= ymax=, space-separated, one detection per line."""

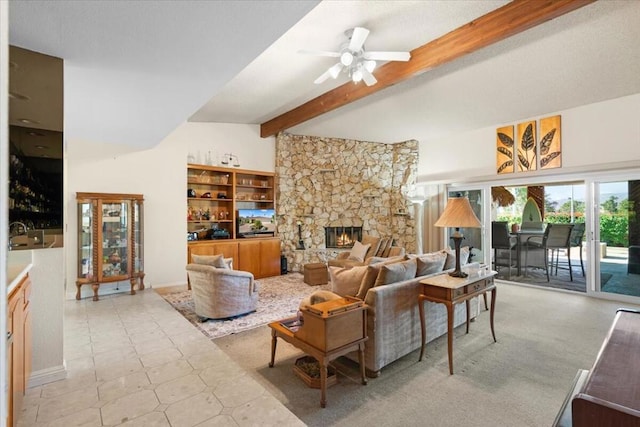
xmin=434 ymin=196 xmax=481 ymax=277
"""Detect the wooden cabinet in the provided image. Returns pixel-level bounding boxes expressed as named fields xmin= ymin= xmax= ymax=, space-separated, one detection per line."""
xmin=76 ymin=192 xmax=145 ymax=301
xmin=187 ymin=164 xmax=280 ymax=281
xmin=187 ymin=238 xmax=281 ymax=279
xmin=189 ymin=240 xmax=239 ymax=265
xmin=8 ymin=273 xmax=32 ymax=427
xmin=238 ymin=239 xmax=281 ymax=278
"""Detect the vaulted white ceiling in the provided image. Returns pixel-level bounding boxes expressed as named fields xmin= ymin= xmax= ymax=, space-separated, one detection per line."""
xmin=9 ymin=1 xmax=640 ymax=148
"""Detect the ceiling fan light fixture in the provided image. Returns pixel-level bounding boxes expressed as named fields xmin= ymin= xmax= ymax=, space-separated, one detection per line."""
xmin=340 ymin=51 xmax=353 ymax=66
xmin=352 ymin=69 xmax=363 ymax=83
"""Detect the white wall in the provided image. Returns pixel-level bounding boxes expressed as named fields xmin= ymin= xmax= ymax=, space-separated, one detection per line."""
xmin=65 ymin=122 xmax=274 ymax=298
xmin=418 ymin=93 xmax=640 ymax=182
xmin=29 ymin=248 xmax=65 ymax=386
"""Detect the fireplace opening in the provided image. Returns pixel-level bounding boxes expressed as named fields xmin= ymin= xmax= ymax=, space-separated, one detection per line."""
xmin=325 ymin=226 xmax=362 ymax=249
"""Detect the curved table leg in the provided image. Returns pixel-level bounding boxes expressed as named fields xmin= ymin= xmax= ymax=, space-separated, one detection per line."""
xmin=320 ymin=359 xmax=328 ymax=408
xmin=490 ymin=288 xmax=497 ymax=342
xmin=269 ymin=330 xmax=277 ymax=368
xmin=446 ymin=302 xmax=454 ymax=375
xmin=465 ymin=299 xmax=471 ymax=334
xmin=418 ymin=295 xmax=427 ymax=361
xmin=358 ymin=343 xmax=368 ymax=385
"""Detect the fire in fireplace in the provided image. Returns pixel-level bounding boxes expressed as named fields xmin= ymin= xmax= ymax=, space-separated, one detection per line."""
xmin=325 ymin=226 xmax=363 ymax=248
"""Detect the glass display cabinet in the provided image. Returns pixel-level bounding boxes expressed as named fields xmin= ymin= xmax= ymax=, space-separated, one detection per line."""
xmin=76 ymin=192 xmax=145 ymax=301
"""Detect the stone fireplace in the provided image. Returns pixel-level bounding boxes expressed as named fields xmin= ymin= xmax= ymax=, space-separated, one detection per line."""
xmin=324 ymin=226 xmax=362 ymax=249
xmin=276 ymin=132 xmax=418 ymax=272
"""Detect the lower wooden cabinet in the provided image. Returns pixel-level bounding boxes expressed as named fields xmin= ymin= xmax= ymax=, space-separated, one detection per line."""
xmin=8 ymin=273 xmax=32 ymax=427
xmin=188 ymin=237 xmax=281 ymax=279
xmin=238 ymin=238 xmax=281 ymax=278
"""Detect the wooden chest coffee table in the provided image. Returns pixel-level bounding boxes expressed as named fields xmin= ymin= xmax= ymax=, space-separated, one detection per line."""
xmin=268 ymin=296 xmax=368 ymax=408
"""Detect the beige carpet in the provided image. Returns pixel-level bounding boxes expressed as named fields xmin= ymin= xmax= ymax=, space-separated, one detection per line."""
xmin=214 ymin=280 xmax=640 ymax=427
xmin=161 ymin=273 xmax=329 ymax=339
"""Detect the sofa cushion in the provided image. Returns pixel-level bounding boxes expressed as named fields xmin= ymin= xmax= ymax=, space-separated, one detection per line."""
xmin=361 ymin=235 xmax=382 ymax=260
xmin=381 ymin=239 xmax=394 ymax=257
xmin=328 ymin=265 xmax=368 ymax=297
xmin=410 ymin=252 xmax=447 ymax=277
xmin=375 ymin=238 xmax=390 ymax=257
xmin=191 ymin=254 xmax=228 ymax=269
xmin=367 ymin=254 xmax=406 ymax=265
xmin=356 ymin=256 xmax=406 ymax=300
xmin=374 ymin=258 xmax=417 ymax=287
xmin=443 ymin=246 xmax=470 ymax=270
xmin=348 ymin=241 xmax=371 ymax=262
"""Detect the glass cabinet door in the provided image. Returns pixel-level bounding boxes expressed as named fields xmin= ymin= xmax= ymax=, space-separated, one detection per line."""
xmin=100 ymin=200 xmax=130 ymax=280
xmin=132 ymin=200 xmax=143 ymax=276
xmin=77 ymin=201 xmax=94 ymax=280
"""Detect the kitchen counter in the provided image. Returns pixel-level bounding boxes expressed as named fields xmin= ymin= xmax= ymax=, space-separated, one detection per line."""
xmin=9 ymin=229 xmax=63 ymax=250
xmin=7 ymin=250 xmax=33 ymax=294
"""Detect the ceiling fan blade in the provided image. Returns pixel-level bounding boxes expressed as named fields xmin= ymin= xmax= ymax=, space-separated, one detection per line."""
xmin=314 ymin=63 xmax=344 ymax=84
xmin=361 ymin=67 xmax=378 ymax=86
xmin=363 ymin=51 xmax=411 ymax=62
xmin=348 ymin=27 xmax=369 ymax=52
xmin=298 ymin=49 xmax=340 ymax=57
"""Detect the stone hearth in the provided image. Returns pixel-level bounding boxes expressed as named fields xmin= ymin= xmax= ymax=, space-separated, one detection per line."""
xmin=276 ymin=133 xmax=418 ymax=272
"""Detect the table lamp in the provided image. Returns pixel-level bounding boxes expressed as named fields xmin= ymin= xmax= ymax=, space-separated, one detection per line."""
xmin=434 ymin=195 xmax=481 ymax=277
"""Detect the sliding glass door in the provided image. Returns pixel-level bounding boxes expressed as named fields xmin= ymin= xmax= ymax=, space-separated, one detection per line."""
xmin=592 ymin=177 xmax=640 ymax=299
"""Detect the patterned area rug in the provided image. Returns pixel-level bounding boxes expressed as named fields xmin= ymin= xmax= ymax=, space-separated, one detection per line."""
xmin=161 ymin=273 xmax=329 ymax=339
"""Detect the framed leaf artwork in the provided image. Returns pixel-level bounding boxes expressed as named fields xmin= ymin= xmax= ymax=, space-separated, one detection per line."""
xmin=516 ymin=121 xmax=537 ymax=172
xmin=496 ymin=126 xmax=514 ymax=174
xmin=539 ymin=115 xmax=562 ymax=169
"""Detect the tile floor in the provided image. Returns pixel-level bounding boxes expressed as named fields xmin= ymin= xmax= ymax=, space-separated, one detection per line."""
xmin=19 ymin=289 xmax=304 ymax=427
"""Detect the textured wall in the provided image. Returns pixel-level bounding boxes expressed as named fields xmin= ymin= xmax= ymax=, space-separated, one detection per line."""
xmin=276 ymin=133 xmax=418 ymax=271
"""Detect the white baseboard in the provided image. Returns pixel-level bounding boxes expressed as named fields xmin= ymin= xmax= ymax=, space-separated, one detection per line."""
xmin=28 ymin=363 xmax=67 ymax=388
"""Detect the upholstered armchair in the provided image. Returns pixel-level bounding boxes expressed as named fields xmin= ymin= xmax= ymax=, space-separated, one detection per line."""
xmin=185 ymin=264 xmax=258 ymax=320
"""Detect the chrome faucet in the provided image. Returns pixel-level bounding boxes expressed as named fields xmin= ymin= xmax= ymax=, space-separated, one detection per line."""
xmin=8 ymin=222 xmax=28 ymax=251
xmin=9 ymin=222 xmax=28 ymax=236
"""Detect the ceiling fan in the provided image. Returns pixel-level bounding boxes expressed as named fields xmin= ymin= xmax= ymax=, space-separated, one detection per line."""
xmin=300 ymin=27 xmax=411 ymax=87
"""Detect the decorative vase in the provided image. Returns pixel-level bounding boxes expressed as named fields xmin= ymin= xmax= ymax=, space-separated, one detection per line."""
xmin=109 ymin=251 xmax=121 ymax=264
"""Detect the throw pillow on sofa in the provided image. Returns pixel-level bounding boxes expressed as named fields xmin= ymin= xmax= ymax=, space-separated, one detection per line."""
xmin=348 ymin=240 xmax=371 ymax=262
xmin=361 ymin=235 xmax=382 ymax=260
xmin=375 ymin=237 xmax=390 ymax=257
xmin=191 ymin=254 xmax=228 ymax=269
xmin=374 ymin=258 xmax=417 ymax=287
xmin=442 ymin=246 xmax=470 ymax=270
xmin=409 ymin=251 xmax=447 ymax=276
xmin=356 ymin=255 xmax=407 ymax=300
xmin=328 ymin=265 xmax=368 ymax=297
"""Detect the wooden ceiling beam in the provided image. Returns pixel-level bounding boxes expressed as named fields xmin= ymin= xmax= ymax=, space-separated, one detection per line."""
xmin=260 ymin=0 xmax=596 ymax=138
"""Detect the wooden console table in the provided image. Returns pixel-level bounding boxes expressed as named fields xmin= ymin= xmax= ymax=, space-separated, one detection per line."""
xmin=418 ymin=271 xmax=497 ymax=374
xmin=268 ymin=297 xmax=368 ymax=408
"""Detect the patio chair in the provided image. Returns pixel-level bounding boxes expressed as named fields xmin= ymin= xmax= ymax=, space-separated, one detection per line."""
xmin=556 ymin=222 xmax=585 ymax=277
xmin=523 ymin=224 xmax=574 ymax=282
xmin=491 ymin=221 xmax=517 ymax=279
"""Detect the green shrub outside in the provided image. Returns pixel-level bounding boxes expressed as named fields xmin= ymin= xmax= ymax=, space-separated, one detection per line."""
xmin=496 ymin=213 xmax=629 ymax=247
xmin=599 ymin=215 xmax=629 ymax=247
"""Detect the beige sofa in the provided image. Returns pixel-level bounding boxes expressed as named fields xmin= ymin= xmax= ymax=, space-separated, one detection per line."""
xmin=328 ymin=249 xmax=479 ymax=377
